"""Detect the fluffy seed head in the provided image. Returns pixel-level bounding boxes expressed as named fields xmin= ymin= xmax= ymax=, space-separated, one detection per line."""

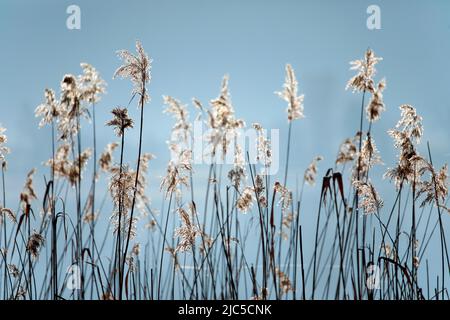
xmin=276 ymin=64 xmax=305 ymax=122
xmin=114 ymin=40 xmax=152 ymax=103
xmin=346 ymin=49 xmax=382 ymax=93
xmin=106 ymin=107 xmax=134 ymax=137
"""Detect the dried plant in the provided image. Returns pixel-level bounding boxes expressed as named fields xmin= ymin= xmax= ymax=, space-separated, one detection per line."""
xmin=109 ymin=165 xmax=137 ymax=238
xmin=396 ymin=104 xmax=424 ymax=144
xmin=26 ymin=231 xmax=45 ymax=259
xmin=385 ymin=105 xmax=424 ymax=188
xmin=174 ymin=207 xmax=201 ymax=253
xmin=78 ymin=63 xmax=106 ymax=103
xmin=228 ymin=144 xmax=246 ymax=188
xmin=46 ymin=145 xmax=92 ymax=186
xmin=163 ymin=96 xmax=191 ymax=144
xmin=160 ymin=158 xmax=190 ymax=197
xmin=58 ymin=74 xmax=85 ymax=140
xmin=274 ymin=182 xmax=292 ymax=212
xmin=19 ymin=168 xmax=37 ymax=208
xmin=0 ymin=125 xmax=10 ymax=162
xmin=353 ymin=180 xmax=383 ymax=214
xmin=1 ymin=44 xmax=448 ymax=302
xmin=236 ymin=187 xmax=254 ymax=213
xmin=254 ymin=175 xmax=267 ymax=207
xmin=276 ymin=268 xmax=293 ymax=294
xmin=207 ymin=75 xmax=245 ymax=158
xmin=0 ymin=208 xmax=16 ymax=224
xmin=253 ymin=123 xmax=273 ymax=168
xmin=99 ymin=142 xmax=119 ymax=172
xmin=353 ymin=135 xmax=383 ymax=182
xmin=336 ymin=135 xmax=358 ymax=165
xmin=417 ymin=163 xmax=448 ymax=208
xmin=134 ymin=153 xmax=155 ymax=213
xmin=366 ymin=78 xmax=386 ymax=122
xmin=7 ymin=264 xmax=19 ymax=278
xmin=35 ymin=89 xmax=60 ymax=128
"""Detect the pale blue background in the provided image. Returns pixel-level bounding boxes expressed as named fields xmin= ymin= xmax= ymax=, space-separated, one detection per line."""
xmin=0 ymin=0 xmax=449 ymax=295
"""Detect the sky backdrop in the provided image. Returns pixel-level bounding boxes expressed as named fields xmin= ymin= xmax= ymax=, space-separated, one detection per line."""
xmin=1 ymin=0 xmax=450 ymax=288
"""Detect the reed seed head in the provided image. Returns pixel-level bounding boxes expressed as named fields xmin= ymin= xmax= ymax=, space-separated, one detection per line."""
xmin=236 ymin=187 xmax=254 ymax=213
xmin=353 ymin=180 xmax=383 ymax=214
xmin=304 ymin=156 xmax=323 ymax=186
xmin=174 ymin=207 xmax=201 ymax=253
xmin=366 ymin=78 xmax=386 ymax=122
xmin=346 ymin=49 xmax=382 ymax=93
xmin=79 ymin=63 xmax=106 ymax=104
xmin=0 ymin=125 xmax=10 ymax=163
xmin=114 ymin=40 xmax=152 ymax=103
xmin=106 ymin=107 xmax=134 ymax=136
xmin=276 ymin=64 xmax=304 ymax=122
xmin=26 ymin=231 xmax=45 ymax=259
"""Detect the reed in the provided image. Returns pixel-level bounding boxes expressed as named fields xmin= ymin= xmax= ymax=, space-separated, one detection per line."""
xmin=0 ymin=45 xmax=448 ymax=301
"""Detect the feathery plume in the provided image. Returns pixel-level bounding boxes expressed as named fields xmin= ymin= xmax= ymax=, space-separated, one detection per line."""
xmin=78 ymin=63 xmax=106 ymax=104
xmin=99 ymin=142 xmax=119 ymax=172
xmin=274 ymin=182 xmax=292 ymax=212
xmin=134 ymin=153 xmax=155 ymax=213
xmin=20 ymin=169 xmax=37 ymax=208
xmin=417 ymin=163 xmax=448 ymax=208
xmin=254 ymin=175 xmax=267 ymax=207
xmin=47 ymin=147 xmax=92 ymax=186
xmin=174 ymin=207 xmax=201 ymax=253
xmin=396 ymin=104 xmax=423 ymax=144
xmin=353 ymin=180 xmax=383 ymax=214
xmin=276 ymin=64 xmax=304 ymax=121
xmin=106 ymin=107 xmax=134 ymax=137
xmin=109 ymin=165 xmax=137 ymax=238
xmin=58 ymin=74 xmax=85 ymax=140
xmin=207 ymin=75 xmax=245 ymax=158
xmin=353 ymin=135 xmax=383 ymax=181
xmin=26 ymin=231 xmax=45 ymax=259
xmin=346 ymin=49 xmax=382 ymax=93
xmin=83 ymin=211 xmax=97 ymax=224
xmin=7 ymin=264 xmax=19 ymax=278
xmin=276 ymin=268 xmax=293 ymax=294
xmin=253 ymin=123 xmax=273 ymax=168
xmin=35 ymin=88 xmax=60 ymax=128
xmin=228 ymin=144 xmax=246 ymax=188
xmin=366 ymin=78 xmax=386 ymax=122
xmin=336 ymin=134 xmax=358 ymax=165
xmin=114 ymin=40 xmax=152 ymax=103
xmin=236 ymin=187 xmax=254 ymax=213
xmin=71 ymin=148 xmax=92 ymax=185
xmin=385 ymin=105 xmax=424 ymax=188
xmin=304 ymin=156 xmax=323 ymax=186
xmin=160 ymin=158 xmax=190 ymax=197
xmin=165 ymin=247 xmax=180 ymax=270
xmin=0 ymin=208 xmax=16 ymax=224
xmin=0 ymin=125 xmax=10 ymax=162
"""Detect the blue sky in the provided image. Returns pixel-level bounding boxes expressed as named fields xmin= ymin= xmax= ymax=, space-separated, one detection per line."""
xmin=1 ymin=0 xmax=449 ymax=190
xmin=1 ymin=0 xmax=450 ymax=291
